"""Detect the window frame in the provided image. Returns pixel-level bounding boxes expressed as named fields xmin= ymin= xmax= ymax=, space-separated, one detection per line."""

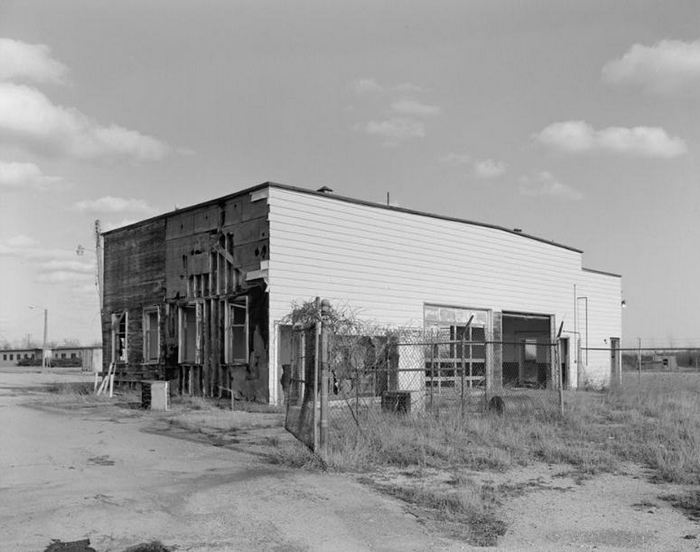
xmin=178 ymin=302 xmax=201 ymax=364
xmin=225 ymin=296 xmax=249 ymax=364
xmin=142 ymin=306 xmax=161 ymax=363
xmin=111 ymin=311 xmax=128 ymax=364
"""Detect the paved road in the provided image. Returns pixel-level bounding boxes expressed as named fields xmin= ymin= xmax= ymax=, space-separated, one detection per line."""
xmin=0 ymin=370 xmax=463 ymax=552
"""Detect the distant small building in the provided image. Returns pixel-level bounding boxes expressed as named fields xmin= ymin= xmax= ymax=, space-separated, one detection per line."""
xmin=0 ymin=345 xmax=102 ymax=369
xmin=0 ymin=348 xmax=42 ymax=367
xmin=650 ymin=355 xmax=678 ymax=371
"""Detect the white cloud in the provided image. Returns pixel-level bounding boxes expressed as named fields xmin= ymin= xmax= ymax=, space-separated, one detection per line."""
xmin=38 ymin=260 xmax=95 ymax=274
xmin=519 ymin=171 xmax=582 ymax=201
xmin=9 ymin=247 xmax=95 ymax=291
xmin=0 ymin=38 xmax=68 ymax=84
xmin=534 ymin=120 xmax=687 ymax=158
xmin=360 ymin=117 xmax=425 ymax=146
xmin=394 ymin=83 xmax=423 ymax=94
xmin=353 ymin=79 xmax=435 ymax=146
xmin=102 ymin=218 xmax=139 ymax=232
xmin=440 ymin=153 xmax=507 ymax=178
xmin=439 ymin=152 xmax=472 ymax=166
xmin=0 ymin=235 xmax=95 ymax=286
xmin=74 ymin=196 xmax=157 ymax=215
xmin=390 ymin=98 xmax=440 ymax=117
xmin=352 ymin=78 xmax=384 ymax=96
xmin=0 ymin=160 xmax=62 ymax=189
xmin=4 ymin=234 xmax=39 ymax=248
xmin=36 ymin=270 xmax=93 ymax=284
xmin=602 ymin=39 xmax=700 ymax=95
xmin=0 ymin=83 xmax=170 ymax=160
xmin=473 ymin=159 xmax=507 ymax=179
xmin=352 ymin=78 xmax=424 ymax=97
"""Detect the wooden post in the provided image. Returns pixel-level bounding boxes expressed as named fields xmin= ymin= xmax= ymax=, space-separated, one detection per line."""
xmin=460 ymin=331 xmax=465 ymax=418
xmin=429 ymin=336 xmax=435 ymax=410
xmin=637 ymin=337 xmax=642 ymax=384
xmin=313 ymin=297 xmax=321 ymax=453
xmin=556 ymin=321 xmax=564 ymax=416
xmin=319 ymin=299 xmax=331 ymax=459
xmin=211 ymin=298 xmax=218 ymax=398
xmin=203 ymin=300 xmax=210 ymax=397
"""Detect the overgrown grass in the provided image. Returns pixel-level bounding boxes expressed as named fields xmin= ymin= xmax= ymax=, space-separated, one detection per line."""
xmin=374 ymin=482 xmax=507 ymax=546
xmin=166 ymin=395 xmax=283 ymax=436
xmin=45 ymin=381 xmax=94 ymax=396
xmin=322 ymin=372 xmax=700 ymax=484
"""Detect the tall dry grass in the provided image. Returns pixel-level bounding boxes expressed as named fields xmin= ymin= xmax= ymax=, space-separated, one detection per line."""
xmin=323 ymin=372 xmax=700 ymax=484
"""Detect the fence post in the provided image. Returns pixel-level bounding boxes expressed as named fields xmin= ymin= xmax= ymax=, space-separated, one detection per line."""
xmin=319 ymin=299 xmax=330 ymax=460
xmin=637 ymin=337 xmax=642 ymax=385
xmin=430 ymin=337 xmax=435 ymax=410
xmin=555 ymin=321 xmax=564 ymax=416
xmin=556 ymin=340 xmax=564 ymax=416
xmin=460 ymin=331 xmax=466 ymax=418
xmin=313 ymin=297 xmax=321 ymax=453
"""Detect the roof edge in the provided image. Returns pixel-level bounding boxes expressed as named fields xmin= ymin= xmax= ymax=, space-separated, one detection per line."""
xmin=582 ymin=266 xmax=622 ymax=278
xmin=101 ymin=181 xmax=276 ymax=236
xmin=268 ymin=183 xmax=583 ymax=254
xmin=102 ymin=181 xmax=583 ymax=254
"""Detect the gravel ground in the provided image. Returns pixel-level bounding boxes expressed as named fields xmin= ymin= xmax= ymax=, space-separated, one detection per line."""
xmin=1 ymin=368 xmax=698 ymax=552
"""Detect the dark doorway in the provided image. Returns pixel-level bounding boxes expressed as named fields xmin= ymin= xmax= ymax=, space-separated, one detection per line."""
xmin=502 ymin=312 xmax=552 ymax=388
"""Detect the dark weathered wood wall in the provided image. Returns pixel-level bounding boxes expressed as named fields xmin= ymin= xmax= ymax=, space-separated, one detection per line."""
xmin=102 ymin=189 xmax=271 ymax=401
xmin=102 ymin=219 xmax=166 ymax=372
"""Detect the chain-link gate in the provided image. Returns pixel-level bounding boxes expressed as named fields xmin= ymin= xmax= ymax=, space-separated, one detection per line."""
xmin=283 ymin=323 xmax=320 ymax=451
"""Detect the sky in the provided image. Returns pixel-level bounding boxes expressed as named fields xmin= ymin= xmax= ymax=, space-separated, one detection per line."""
xmin=0 ymin=0 xmax=698 ymax=348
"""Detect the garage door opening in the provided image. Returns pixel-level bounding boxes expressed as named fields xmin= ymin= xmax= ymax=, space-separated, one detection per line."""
xmin=502 ymin=312 xmax=552 ymax=388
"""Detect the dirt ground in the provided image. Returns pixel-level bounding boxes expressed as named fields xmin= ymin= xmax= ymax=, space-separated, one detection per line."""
xmin=1 ymin=368 xmax=698 ymax=552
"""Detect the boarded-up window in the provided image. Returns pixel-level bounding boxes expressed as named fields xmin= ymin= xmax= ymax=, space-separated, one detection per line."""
xmin=143 ymin=307 xmax=159 ymax=362
xmin=179 ymin=305 xmax=198 ymax=363
xmin=226 ymin=297 xmax=248 ymax=363
xmin=112 ymin=312 xmax=128 ymax=363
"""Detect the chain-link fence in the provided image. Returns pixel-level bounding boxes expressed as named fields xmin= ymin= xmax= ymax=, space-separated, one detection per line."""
xmin=282 ymin=301 xmax=564 ymax=459
xmin=325 ymin=333 xmax=561 ymax=430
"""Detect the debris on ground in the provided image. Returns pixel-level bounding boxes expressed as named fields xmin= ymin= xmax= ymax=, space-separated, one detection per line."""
xmin=44 ymin=540 xmax=96 ymax=552
xmin=122 ymin=542 xmax=172 ymax=552
xmin=45 ymin=539 xmax=172 ymax=552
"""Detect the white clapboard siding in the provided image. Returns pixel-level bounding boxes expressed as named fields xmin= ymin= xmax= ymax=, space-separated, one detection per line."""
xmin=574 ymin=269 xmax=623 ymax=387
xmin=266 ymin=186 xmax=621 ymax=402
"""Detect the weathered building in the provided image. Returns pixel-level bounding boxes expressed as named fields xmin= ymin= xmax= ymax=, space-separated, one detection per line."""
xmin=102 ymin=182 xmax=623 ymax=404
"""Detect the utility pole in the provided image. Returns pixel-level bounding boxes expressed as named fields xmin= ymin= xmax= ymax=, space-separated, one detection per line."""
xmin=95 ymin=219 xmax=103 ymax=314
xmin=42 ymin=308 xmax=48 ymax=368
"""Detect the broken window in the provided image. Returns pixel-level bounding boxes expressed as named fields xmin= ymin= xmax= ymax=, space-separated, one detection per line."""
xmin=143 ymin=307 xmax=160 ymax=362
xmin=226 ymin=297 xmax=248 ymax=364
xmin=178 ymin=304 xmax=199 ymax=363
xmin=111 ymin=312 xmax=128 ymax=363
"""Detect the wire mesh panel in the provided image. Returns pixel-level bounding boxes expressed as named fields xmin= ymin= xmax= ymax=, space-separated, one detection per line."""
xmin=283 ymin=325 xmax=318 ymax=450
xmin=326 ymin=333 xmax=395 ymax=431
